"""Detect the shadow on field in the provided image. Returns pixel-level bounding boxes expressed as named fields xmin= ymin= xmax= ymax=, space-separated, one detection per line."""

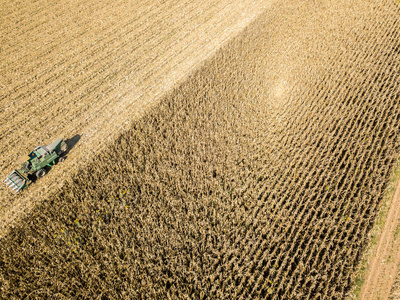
xmin=63 ymin=134 xmax=81 ymax=156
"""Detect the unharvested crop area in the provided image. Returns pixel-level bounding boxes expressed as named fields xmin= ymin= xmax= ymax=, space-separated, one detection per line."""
xmin=0 ymin=0 xmax=268 ymax=236
xmin=1 ymin=0 xmax=400 ymax=299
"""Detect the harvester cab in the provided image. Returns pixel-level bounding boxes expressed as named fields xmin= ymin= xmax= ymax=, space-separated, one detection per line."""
xmin=3 ymin=138 xmax=68 ymax=193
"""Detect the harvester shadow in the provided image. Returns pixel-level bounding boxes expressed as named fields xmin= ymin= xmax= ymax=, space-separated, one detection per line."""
xmin=63 ymin=134 xmax=82 ymax=157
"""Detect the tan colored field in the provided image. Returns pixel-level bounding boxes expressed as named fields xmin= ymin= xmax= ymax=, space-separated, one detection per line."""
xmin=358 ymin=164 xmax=400 ymax=300
xmin=1 ymin=0 xmax=400 ymax=299
xmin=0 ymin=0 xmax=272 ymax=236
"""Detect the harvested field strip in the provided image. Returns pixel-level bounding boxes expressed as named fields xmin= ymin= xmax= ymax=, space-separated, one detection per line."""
xmin=1 ymin=0 xmax=400 ymax=299
xmin=1 ymin=0 xmax=218 ymax=130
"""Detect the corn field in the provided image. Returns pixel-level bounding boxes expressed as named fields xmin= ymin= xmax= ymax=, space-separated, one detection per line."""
xmin=1 ymin=0 xmax=400 ymax=299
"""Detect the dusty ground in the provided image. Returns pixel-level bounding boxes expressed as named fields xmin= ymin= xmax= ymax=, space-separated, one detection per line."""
xmin=359 ymin=169 xmax=400 ymax=300
xmin=0 ymin=0 xmax=274 ymax=238
xmin=390 ymin=261 xmax=400 ymax=299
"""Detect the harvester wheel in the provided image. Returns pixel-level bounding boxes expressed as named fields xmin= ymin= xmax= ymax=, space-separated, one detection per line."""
xmin=58 ymin=156 xmax=66 ymax=163
xmin=36 ymin=168 xmax=47 ymax=178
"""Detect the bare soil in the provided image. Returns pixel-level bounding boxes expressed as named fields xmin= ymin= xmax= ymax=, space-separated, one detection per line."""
xmin=390 ymin=264 xmax=400 ymax=299
xmin=360 ymin=174 xmax=400 ymax=300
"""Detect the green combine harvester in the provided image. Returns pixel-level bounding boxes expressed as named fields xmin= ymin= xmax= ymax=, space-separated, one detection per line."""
xmin=3 ymin=138 xmax=68 ymax=193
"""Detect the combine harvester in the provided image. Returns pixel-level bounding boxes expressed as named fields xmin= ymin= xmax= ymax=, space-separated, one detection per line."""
xmin=3 ymin=138 xmax=68 ymax=193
